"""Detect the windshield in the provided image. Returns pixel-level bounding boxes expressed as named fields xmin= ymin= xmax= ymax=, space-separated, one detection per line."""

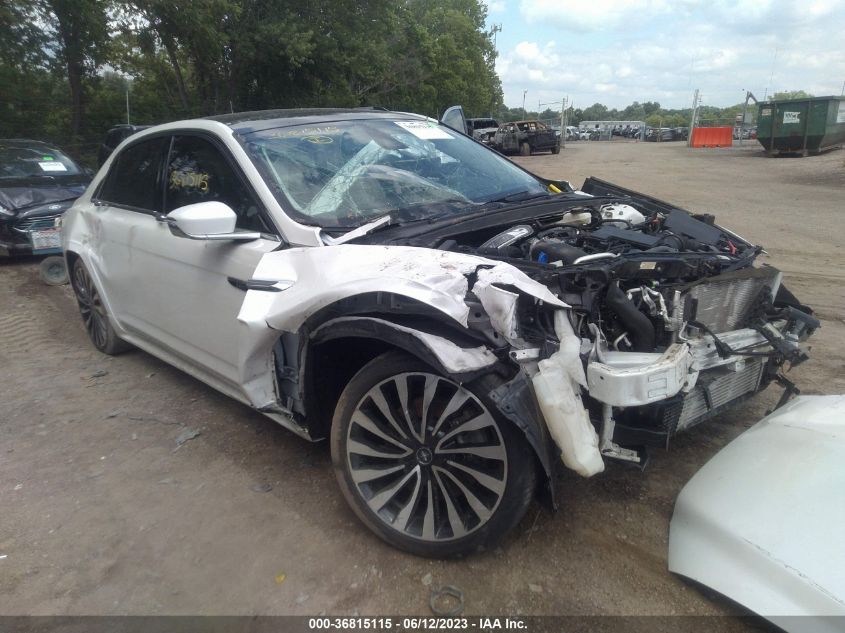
xmin=241 ymin=118 xmax=548 ymax=228
xmin=0 ymin=144 xmax=83 ymax=181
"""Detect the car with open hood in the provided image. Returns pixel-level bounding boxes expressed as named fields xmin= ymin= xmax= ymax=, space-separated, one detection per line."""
xmin=62 ymin=108 xmax=817 ymax=557
xmin=1 ymin=139 xmax=91 ymax=257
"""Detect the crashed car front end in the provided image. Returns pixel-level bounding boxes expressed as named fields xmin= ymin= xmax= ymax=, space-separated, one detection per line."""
xmin=339 ymin=178 xmax=818 ymax=480
xmin=237 ymin=186 xmax=816 ymax=486
xmin=226 ymin=112 xmax=817 ymax=494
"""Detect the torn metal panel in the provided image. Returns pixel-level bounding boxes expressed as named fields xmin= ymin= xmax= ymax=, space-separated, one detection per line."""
xmin=311 ymin=316 xmax=499 ymax=375
xmin=587 ymin=344 xmax=694 ymax=407
xmin=235 ymin=244 xmax=568 ymax=411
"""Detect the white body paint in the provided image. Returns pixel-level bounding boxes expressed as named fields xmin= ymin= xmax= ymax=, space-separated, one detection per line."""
xmin=669 ymin=395 xmax=845 ymax=628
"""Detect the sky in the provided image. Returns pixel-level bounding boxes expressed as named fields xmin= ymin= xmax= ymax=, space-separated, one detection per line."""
xmin=484 ymin=0 xmax=845 ymax=112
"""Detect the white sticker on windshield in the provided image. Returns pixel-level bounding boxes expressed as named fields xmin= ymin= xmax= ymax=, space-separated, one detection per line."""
xmin=38 ymin=161 xmax=67 ymax=172
xmin=394 ymin=121 xmax=454 ymax=140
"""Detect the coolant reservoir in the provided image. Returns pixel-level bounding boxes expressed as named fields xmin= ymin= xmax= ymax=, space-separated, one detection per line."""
xmin=557 ymin=211 xmax=593 ymax=226
xmin=600 ymin=203 xmax=645 ymax=225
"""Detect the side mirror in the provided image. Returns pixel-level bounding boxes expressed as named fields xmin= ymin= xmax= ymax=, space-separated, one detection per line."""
xmin=166 ymin=201 xmax=259 ymax=241
xmin=440 ymin=105 xmax=468 ymax=135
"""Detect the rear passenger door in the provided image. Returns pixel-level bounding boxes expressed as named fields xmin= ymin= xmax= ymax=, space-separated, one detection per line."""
xmin=94 ymin=135 xmax=169 ymax=326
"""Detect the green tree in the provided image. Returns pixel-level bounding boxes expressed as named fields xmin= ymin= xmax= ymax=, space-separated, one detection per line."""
xmin=39 ymin=0 xmax=110 ymax=137
xmin=580 ymin=102 xmax=609 ymax=121
xmin=771 ymin=90 xmax=814 ymax=101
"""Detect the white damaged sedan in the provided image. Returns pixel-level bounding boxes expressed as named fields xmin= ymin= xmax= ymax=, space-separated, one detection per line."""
xmin=63 ymin=108 xmax=817 ymax=556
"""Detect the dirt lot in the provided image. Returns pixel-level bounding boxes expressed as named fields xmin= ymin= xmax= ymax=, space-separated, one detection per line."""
xmin=1 ymin=141 xmax=843 ymax=620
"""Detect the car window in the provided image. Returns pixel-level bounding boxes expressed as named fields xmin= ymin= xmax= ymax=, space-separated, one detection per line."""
xmin=98 ymin=137 xmax=168 ymax=211
xmin=242 ymin=119 xmax=548 ymax=229
xmin=165 ymin=135 xmax=267 ymax=232
xmin=0 ymin=143 xmax=83 ymax=180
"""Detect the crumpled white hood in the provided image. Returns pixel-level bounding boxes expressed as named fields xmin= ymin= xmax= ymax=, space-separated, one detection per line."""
xmin=242 ymin=244 xmax=566 ymax=332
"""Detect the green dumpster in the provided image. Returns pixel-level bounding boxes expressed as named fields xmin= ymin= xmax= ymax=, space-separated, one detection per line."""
xmin=757 ymin=96 xmax=845 ymax=156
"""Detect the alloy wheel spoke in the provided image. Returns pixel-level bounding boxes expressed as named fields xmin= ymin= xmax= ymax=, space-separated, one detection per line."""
xmin=366 ymin=465 xmax=419 ymax=512
xmin=433 ymin=468 xmax=467 ymax=539
xmin=431 ymin=390 xmax=470 ymax=437
xmin=350 ymin=463 xmax=406 ymax=485
xmin=445 ymin=459 xmax=506 ymax=497
xmin=352 ymin=411 xmax=410 ymax=453
xmin=436 ymin=466 xmax=493 ymax=523
xmin=348 ymin=438 xmax=410 ymax=460
xmin=393 ymin=468 xmax=423 ymax=531
xmin=369 ymin=387 xmax=410 ymax=442
xmin=421 ymin=480 xmax=436 ymax=541
xmin=419 ymin=375 xmax=439 ymax=441
xmin=437 ymin=445 xmax=505 ymax=460
xmin=435 ymin=413 xmax=496 ymax=450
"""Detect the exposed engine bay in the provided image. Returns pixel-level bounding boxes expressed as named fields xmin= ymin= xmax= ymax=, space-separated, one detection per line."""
xmin=391 ymin=177 xmax=819 ymax=466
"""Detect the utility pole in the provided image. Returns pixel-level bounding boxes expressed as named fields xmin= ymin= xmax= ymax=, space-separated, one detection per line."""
xmin=561 ymin=96 xmax=568 ymax=149
xmin=125 ymin=82 xmax=130 ymax=125
xmin=522 ymin=90 xmax=527 ymax=115
xmin=491 ymin=23 xmax=502 ymax=54
xmin=687 ymin=88 xmax=700 ymax=147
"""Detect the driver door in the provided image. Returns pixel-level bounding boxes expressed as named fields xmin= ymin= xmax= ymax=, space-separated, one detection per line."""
xmin=121 ymin=133 xmax=281 ymax=389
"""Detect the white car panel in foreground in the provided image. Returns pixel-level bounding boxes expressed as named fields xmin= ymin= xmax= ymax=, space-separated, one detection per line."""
xmin=669 ymin=395 xmax=845 ymax=630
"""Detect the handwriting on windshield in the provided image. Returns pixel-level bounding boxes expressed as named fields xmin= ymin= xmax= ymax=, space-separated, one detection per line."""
xmin=269 ymin=126 xmax=340 ymax=139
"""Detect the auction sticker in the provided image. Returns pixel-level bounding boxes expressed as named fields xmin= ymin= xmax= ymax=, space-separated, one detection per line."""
xmin=782 ymin=111 xmax=800 ymax=124
xmin=395 ymin=121 xmax=454 ymax=140
xmin=38 ymin=161 xmax=67 ymax=172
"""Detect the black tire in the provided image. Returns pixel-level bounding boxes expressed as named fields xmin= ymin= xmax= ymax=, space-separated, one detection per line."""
xmin=551 ymin=144 xmax=560 ymax=155
xmin=39 ymin=256 xmax=69 ymax=285
xmin=331 ymin=351 xmax=538 ymax=557
xmin=70 ymin=258 xmax=131 ymax=355
xmin=519 ymin=142 xmax=531 ymax=156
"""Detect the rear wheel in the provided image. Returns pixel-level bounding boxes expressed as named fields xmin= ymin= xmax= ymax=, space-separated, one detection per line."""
xmin=70 ymin=259 xmax=131 ymax=355
xmin=519 ymin=142 xmax=531 ymax=156
xmin=331 ymin=352 xmax=537 ymax=557
xmin=551 ymin=144 xmax=560 ymax=155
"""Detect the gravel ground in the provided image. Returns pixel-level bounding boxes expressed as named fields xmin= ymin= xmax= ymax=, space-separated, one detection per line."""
xmin=1 ymin=140 xmax=842 ymax=620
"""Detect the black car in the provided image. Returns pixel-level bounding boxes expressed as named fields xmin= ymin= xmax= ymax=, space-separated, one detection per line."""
xmin=98 ymin=124 xmax=151 ymax=166
xmin=0 ymin=139 xmax=91 ymax=257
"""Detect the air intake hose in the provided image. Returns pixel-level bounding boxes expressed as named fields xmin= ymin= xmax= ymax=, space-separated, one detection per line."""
xmin=605 ymin=283 xmax=655 ymax=352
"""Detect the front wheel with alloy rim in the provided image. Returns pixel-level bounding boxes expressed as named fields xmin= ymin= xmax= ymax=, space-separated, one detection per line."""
xmin=70 ymin=259 xmax=131 ymax=355
xmin=331 ymin=352 xmax=538 ymax=557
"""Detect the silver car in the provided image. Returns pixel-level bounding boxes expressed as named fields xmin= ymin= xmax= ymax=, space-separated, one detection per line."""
xmin=63 ymin=108 xmax=817 ymax=557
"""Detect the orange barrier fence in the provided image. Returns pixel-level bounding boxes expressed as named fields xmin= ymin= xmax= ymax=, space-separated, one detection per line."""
xmin=690 ymin=126 xmax=733 ymax=148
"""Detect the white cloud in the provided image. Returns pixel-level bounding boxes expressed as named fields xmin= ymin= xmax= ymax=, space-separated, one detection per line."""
xmin=519 ymin=0 xmax=671 ymax=31
xmin=498 ymin=0 xmax=845 ymax=109
xmin=484 ymin=0 xmax=506 ymax=13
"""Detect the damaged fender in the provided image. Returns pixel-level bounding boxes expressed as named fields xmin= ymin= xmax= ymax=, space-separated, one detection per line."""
xmin=233 ymin=243 xmax=601 ymax=479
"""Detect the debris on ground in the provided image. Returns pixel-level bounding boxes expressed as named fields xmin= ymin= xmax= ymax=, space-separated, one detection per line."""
xmin=430 ymin=585 xmax=464 ymax=616
xmin=90 ymin=370 xmax=108 ymax=378
xmin=421 ymin=572 xmax=433 ymax=586
xmin=174 ymin=428 xmax=201 ymax=447
xmin=250 ymin=483 xmax=272 ymax=493
xmin=275 ymin=573 xmax=286 ymax=585
xmin=528 ymin=583 xmax=544 ymax=594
